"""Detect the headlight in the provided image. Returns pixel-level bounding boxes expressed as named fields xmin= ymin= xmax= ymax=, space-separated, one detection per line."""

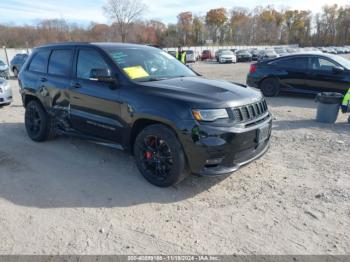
xmin=0 ymin=83 xmax=9 ymax=91
xmin=192 ymin=109 xmax=229 ymax=122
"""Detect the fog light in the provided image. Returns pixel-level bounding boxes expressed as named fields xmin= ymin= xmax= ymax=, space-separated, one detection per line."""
xmin=205 ymin=158 xmax=223 ymax=165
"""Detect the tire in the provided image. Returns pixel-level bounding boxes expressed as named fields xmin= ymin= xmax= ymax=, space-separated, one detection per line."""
xmin=348 ymin=115 xmax=350 ymax=124
xmin=25 ymin=100 xmax=55 ymax=142
xmin=260 ymin=78 xmax=280 ymax=97
xmin=133 ymin=124 xmax=189 ymax=187
xmin=13 ymin=68 xmax=18 ymax=78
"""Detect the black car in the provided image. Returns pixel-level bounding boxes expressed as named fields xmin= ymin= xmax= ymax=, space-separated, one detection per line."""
xmin=247 ymin=53 xmax=350 ymax=97
xmin=249 ymin=49 xmax=259 ymax=61
xmin=236 ymin=50 xmax=253 ymax=62
xmin=10 ymin=53 xmax=28 ymax=77
xmin=18 ymin=42 xmax=272 ymax=187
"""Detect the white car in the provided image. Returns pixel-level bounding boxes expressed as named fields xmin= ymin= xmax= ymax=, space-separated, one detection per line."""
xmin=218 ymin=51 xmax=237 ymax=64
xmin=0 ymin=78 xmax=12 ymax=106
xmin=185 ymin=50 xmax=196 ymax=63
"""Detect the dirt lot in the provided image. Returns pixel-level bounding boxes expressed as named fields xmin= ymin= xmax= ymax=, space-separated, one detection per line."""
xmin=0 ymin=60 xmax=350 ymax=255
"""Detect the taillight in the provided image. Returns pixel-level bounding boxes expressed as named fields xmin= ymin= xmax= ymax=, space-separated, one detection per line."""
xmin=249 ymin=64 xmax=257 ymax=73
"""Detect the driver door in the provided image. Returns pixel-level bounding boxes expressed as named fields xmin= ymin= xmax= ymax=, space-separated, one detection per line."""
xmin=307 ymin=57 xmax=349 ymax=93
xmin=68 ymin=47 xmax=124 ymax=143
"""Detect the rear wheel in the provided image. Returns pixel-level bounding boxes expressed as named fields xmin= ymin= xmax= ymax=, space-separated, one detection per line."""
xmin=260 ymin=78 xmax=280 ymax=97
xmin=13 ymin=68 xmax=18 ymax=77
xmin=25 ymin=100 xmax=55 ymax=142
xmin=133 ymin=124 xmax=189 ymax=187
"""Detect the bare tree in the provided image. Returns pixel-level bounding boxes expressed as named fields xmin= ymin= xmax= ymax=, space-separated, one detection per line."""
xmin=103 ymin=0 xmax=147 ymax=42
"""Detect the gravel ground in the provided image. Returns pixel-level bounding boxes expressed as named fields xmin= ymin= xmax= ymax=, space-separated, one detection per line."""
xmin=0 ymin=59 xmax=350 ymax=255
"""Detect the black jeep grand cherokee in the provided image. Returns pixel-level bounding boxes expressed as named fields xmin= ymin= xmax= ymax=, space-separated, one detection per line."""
xmin=18 ymin=42 xmax=272 ymax=187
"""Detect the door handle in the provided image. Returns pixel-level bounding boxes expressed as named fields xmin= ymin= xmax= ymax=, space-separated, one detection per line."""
xmin=40 ymin=77 xmax=47 ymax=82
xmin=71 ymin=83 xmax=81 ymax=88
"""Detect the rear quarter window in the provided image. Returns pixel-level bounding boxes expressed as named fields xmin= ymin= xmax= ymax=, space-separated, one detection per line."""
xmin=28 ymin=50 xmax=51 ymax=73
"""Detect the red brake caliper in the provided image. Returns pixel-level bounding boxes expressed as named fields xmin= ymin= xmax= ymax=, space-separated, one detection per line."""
xmin=145 ymin=137 xmax=156 ymax=159
xmin=145 ymin=151 xmax=153 ymax=159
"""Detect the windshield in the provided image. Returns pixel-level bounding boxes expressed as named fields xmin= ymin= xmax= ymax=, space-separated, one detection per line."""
xmin=275 ymin=49 xmax=286 ymax=54
xmin=104 ymin=47 xmax=196 ymax=81
xmin=331 ymin=55 xmax=350 ymax=69
xmin=221 ymin=51 xmax=233 ymax=55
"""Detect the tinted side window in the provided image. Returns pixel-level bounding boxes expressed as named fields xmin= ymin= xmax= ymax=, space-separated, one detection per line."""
xmin=77 ymin=49 xmax=109 ymax=80
xmin=318 ymin=58 xmax=337 ymax=71
xmin=272 ymin=57 xmax=308 ymax=69
xmin=28 ymin=50 xmax=50 ymax=73
xmin=48 ymin=49 xmax=73 ymax=76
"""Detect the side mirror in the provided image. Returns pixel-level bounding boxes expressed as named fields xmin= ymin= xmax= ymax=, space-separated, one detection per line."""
xmin=90 ymin=68 xmax=116 ymax=83
xmin=333 ymin=66 xmax=344 ymax=74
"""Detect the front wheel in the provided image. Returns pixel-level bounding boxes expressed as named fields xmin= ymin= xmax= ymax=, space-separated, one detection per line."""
xmin=260 ymin=78 xmax=280 ymax=97
xmin=133 ymin=124 xmax=189 ymax=187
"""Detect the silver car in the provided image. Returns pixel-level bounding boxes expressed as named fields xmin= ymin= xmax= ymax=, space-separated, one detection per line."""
xmin=0 ymin=60 xmax=10 ymax=79
xmin=0 ymin=78 xmax=12 ymax=106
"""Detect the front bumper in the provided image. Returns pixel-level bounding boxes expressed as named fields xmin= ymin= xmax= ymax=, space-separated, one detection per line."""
xmin=237 ymin=56 xmax=252 ymax=62
xmin=220 ymin=58 xmax=235 ymax=63
xmin=0 ymin=70 xmax=10 ymax=79
xmin=179 ymin=114 xmax=272 ymax=176
xmin=0 ymin=87 xmax=13 ymax=105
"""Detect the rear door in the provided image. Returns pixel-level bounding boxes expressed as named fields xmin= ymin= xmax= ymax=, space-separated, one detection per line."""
xmin=21 ymin=49 xmax=51 ymax=107
xmin=270 ymin=56 xmax=309 ymax=92
xmin=307 ymin=56 xmax=349 ymax=93
xmin=45 ymin=48 xmax=74 ymax=110
xmin=68 ymin=47 xmax=123 ymax=143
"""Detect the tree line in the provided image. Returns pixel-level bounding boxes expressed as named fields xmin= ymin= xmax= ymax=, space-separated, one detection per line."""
xmin=0 ymin=2 xmax=349 ymax=48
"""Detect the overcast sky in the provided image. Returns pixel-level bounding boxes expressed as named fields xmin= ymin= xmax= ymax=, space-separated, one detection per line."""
xmin=0 ymin=0 xmax=349 ymax=26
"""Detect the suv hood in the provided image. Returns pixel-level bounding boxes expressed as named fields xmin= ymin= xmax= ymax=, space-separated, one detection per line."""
xmin=140 ymin=77 xmax=263 ymax=108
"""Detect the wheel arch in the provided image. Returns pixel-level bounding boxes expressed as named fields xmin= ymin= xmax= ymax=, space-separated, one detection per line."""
xmin=128 ymin=118 xmax=179 ymax=155
xmin=23 ymin=94 xmax=42 ymax=108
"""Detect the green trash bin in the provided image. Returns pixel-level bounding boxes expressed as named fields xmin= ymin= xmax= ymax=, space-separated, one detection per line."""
xmin=315 ymin=92 xmax=343 ymax=123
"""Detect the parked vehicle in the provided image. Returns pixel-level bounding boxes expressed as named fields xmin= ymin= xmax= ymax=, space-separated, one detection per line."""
xmin=257 ymin=49 xmax=279 ymax=62
xmin=167 ymin=51 xmax=176 ymax=58
xmin=0 ymin=78 xmax=12 ymax=106
xmin=0 ymin=59 xmax=10 ymax=79
xmin=10 ymin=53 xmax=28 ymax=77
xmin=235 ymin=50 xmax=252 ymax=62
xmin=218 ymin=50 xmax=237 ymax=63
xmin=215 ymin=49 xmax=231 ymax=62
xmin=18 ymin=42 xmax=272 ymax=187
xmin=247 ymin=53 xmax=350 ymax=97
xmin=201 ymin=50 xmax=213 ymax=60
xmin=249 ymin=49 xmax=259 ymax=61
xmin=285 ymin=48 xmax=296 ymax=54
xmin=185 ymin=50 xmax=196 ymax=63
xmin=274 ymin=48 xmax=288 ymax=56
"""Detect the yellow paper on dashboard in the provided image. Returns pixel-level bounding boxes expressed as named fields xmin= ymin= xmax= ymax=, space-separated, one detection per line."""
xmin=123 ymin=66 xmax=149 ymax=79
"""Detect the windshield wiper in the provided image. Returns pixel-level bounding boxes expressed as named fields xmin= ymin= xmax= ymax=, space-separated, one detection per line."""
xmin=137 ymin=77 xmax=169 ymax=82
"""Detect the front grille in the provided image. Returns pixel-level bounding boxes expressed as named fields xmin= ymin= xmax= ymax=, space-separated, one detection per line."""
xmin=233 ymin=99 xmax=268 ymax=123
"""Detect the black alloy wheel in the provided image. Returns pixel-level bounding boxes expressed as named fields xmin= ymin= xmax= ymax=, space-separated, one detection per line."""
xmin=141 ymin=135 xmax=173 ymax=180
xmin=133 ymin=124 xmax=188 ymax=187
